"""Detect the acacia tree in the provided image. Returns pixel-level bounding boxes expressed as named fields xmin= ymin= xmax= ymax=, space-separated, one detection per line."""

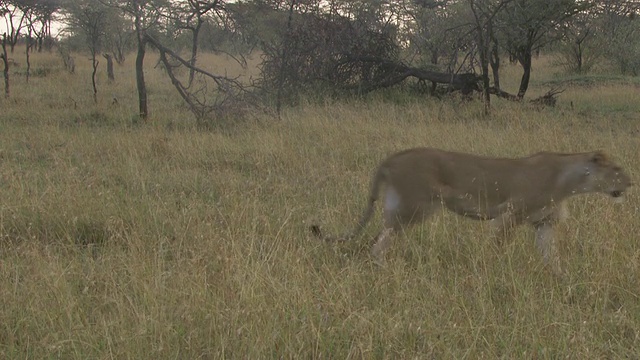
xmin=1 ymin=2 xmax=8 ymax=97
xmin=556 ymin=7 xmax=602 ymax=74
xmin=164 ymin=0 xmax=225 ymax=87
xmin=103 ymin=9 xmax=133 ymax=64
xmin=405 ymin=1 xmax=461 ymax=70
xmin=599 ymin=0 xmax=640 ymax=75
xmin=234 ymin=0 xmax=400 ymax=99
xmin=99 ymin=0 xmax=245 ymax=123
xmin=63 ymin=0 xmax=109 ymax=102
xmin=15 ymin=0 xmax=54 ymax=81
xmin=145 ymin=33 xmax=254 ymax=125
xmin=2 ymin=0 xmax=26 ymax=52
xmin=101 ymin=0 xmax=167 ymax=120
xmin=467 ymin=0 xmax=512 ymax=112
xmin=146 ymin=0 xmax=257 ymax=125
xmin=20 ymin=0 xmax=59 ymax=52
xmin=496 ymin=0 xmax=585 ymax=99
xmin=23 ymin=3 xmax=33 ymax=81
xmin=1 ymin=33 xmax=9 ymax=97
xmin=0 ymin=0 xmax=57 ymax=54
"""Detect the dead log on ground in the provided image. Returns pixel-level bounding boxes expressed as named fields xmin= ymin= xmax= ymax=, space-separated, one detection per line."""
xmin=336 ymin=56 xmax=481 ymax=95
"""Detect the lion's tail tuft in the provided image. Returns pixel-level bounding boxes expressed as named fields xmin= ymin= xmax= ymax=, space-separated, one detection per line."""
xmin=311 ymin=165 xmax=387 ymax=243
xmin=309 ymin=225 xmax=345 ymax=242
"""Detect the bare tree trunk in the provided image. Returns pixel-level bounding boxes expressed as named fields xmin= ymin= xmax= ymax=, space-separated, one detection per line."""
xmin=187 ymin=20 xmax=203 ymax=87
xmin=113 ymin=49 xmax=125 ymax=65
xmin=112 ymin=32 xmax=127 ymax=64
xmin=42 ymin=20 xmax=54 ymax=52
xmin=91 ymin=51 xmax=99 ymax=103
xmin=135 ymin=32 xmax=148 ymax=120
xmin=7 ymin=13 xmax=24 ymax=54
xmin=1 ymin=35 xmax=9 ymax=98
xmin=479 ymin=45 xmax=491 ymax=115
xmin=24 ymin=40 xmax=31 ymax=83
xmin=430 ymin=49 xmax=439 ymax=94
xmin=276 ymin=0 xmax=297 ymax=117
xmin=576 ymin=42 xmax=583 ymax=73
xmin=489 ymin=31 xmax=500 ymax=90
xmin=132 ymin=0 xmax=149 ymax=121
xmin=8 ymin=28 xmax=17 ymax=53
xmin=470 ymin=0 xmax=491 ymax=114
xmin=25 ymin=34 xmax=31 ymax=83
xmin=103 ymin=53 xmax=115 ymax=81
xmin=516 ymin=49 xmax=532 ymax=99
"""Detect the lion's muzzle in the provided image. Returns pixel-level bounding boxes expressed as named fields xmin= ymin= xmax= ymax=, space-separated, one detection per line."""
xmin=611 ymin=190 xmax=623 ymax=198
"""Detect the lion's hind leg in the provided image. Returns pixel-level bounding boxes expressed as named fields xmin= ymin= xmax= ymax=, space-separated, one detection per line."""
xmin=371 ymin=227 xmax=396 ymax=265
xmin=370 ymin=186 xmax=403 ymax=264
xmin=370 ymin=186 xmax=434 ymax=265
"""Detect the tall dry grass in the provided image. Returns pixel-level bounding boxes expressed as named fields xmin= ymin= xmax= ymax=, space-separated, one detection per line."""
xmin=0 ymin=47 xmax=639 ymax=358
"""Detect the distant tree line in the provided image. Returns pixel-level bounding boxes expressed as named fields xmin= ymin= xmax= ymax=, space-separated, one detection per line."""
xmin=2 ymin=0 xmax=640 ymax=119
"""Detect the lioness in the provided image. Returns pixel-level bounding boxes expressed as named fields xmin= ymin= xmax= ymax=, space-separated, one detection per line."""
xmin=311 ymin=148 xmax=631 ymax=273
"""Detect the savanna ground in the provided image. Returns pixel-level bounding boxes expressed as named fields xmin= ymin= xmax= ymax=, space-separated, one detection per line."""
xmin=1 ymin=48 xmax=640 ymax=359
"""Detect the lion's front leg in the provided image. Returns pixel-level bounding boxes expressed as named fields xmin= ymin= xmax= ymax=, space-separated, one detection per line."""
xmin=534 ymin=222 xmax=564 ymax=276
xmin=528 ymin=201 xmax=568 ymax=276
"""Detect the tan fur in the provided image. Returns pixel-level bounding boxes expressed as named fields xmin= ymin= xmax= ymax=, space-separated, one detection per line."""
xmin=311 ymin=148 xmax=632 ymax=274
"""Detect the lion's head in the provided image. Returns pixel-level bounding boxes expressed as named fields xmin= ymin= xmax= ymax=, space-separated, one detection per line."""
xmin=583 ymin=151 xmax=632 ymax=199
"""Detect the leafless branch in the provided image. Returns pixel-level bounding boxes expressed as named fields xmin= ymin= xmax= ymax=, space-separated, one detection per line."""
xmin=145 ymin=34 xmax=258 ymax=124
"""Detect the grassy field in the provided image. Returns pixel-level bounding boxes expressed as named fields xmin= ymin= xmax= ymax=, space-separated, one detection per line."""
xmin=1 ymin=48 xmax=640 ymax=358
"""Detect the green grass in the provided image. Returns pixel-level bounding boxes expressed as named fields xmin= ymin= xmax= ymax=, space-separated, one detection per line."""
xmin=0 ymin=48 xmax=639 ymax=358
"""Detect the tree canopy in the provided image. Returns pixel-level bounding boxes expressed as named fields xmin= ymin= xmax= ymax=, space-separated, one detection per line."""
xmin=3 ymin=0 xmax=640 ymax=118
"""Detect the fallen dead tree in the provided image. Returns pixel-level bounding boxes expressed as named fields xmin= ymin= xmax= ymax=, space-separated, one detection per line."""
xmin=337 ymin=56 xmax=481 ymax=95
xmin=338 ymin=56 xmax=563 ymax=107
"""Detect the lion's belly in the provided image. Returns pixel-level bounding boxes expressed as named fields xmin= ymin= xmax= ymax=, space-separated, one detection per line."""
xmin=442 ymin=193 xmax=511 ymax=220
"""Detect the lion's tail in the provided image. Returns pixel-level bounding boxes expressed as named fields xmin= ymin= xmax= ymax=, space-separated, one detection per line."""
xmin=310 ymin=166 xmax=387 ymax=242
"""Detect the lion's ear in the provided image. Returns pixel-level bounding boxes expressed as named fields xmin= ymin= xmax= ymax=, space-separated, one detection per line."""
xmin=590 ymin=151 xmax=608 ymax=164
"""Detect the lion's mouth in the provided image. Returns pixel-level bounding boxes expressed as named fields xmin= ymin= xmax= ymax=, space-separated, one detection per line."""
xmin=611 ymin=190 xmax=623 ymax=198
